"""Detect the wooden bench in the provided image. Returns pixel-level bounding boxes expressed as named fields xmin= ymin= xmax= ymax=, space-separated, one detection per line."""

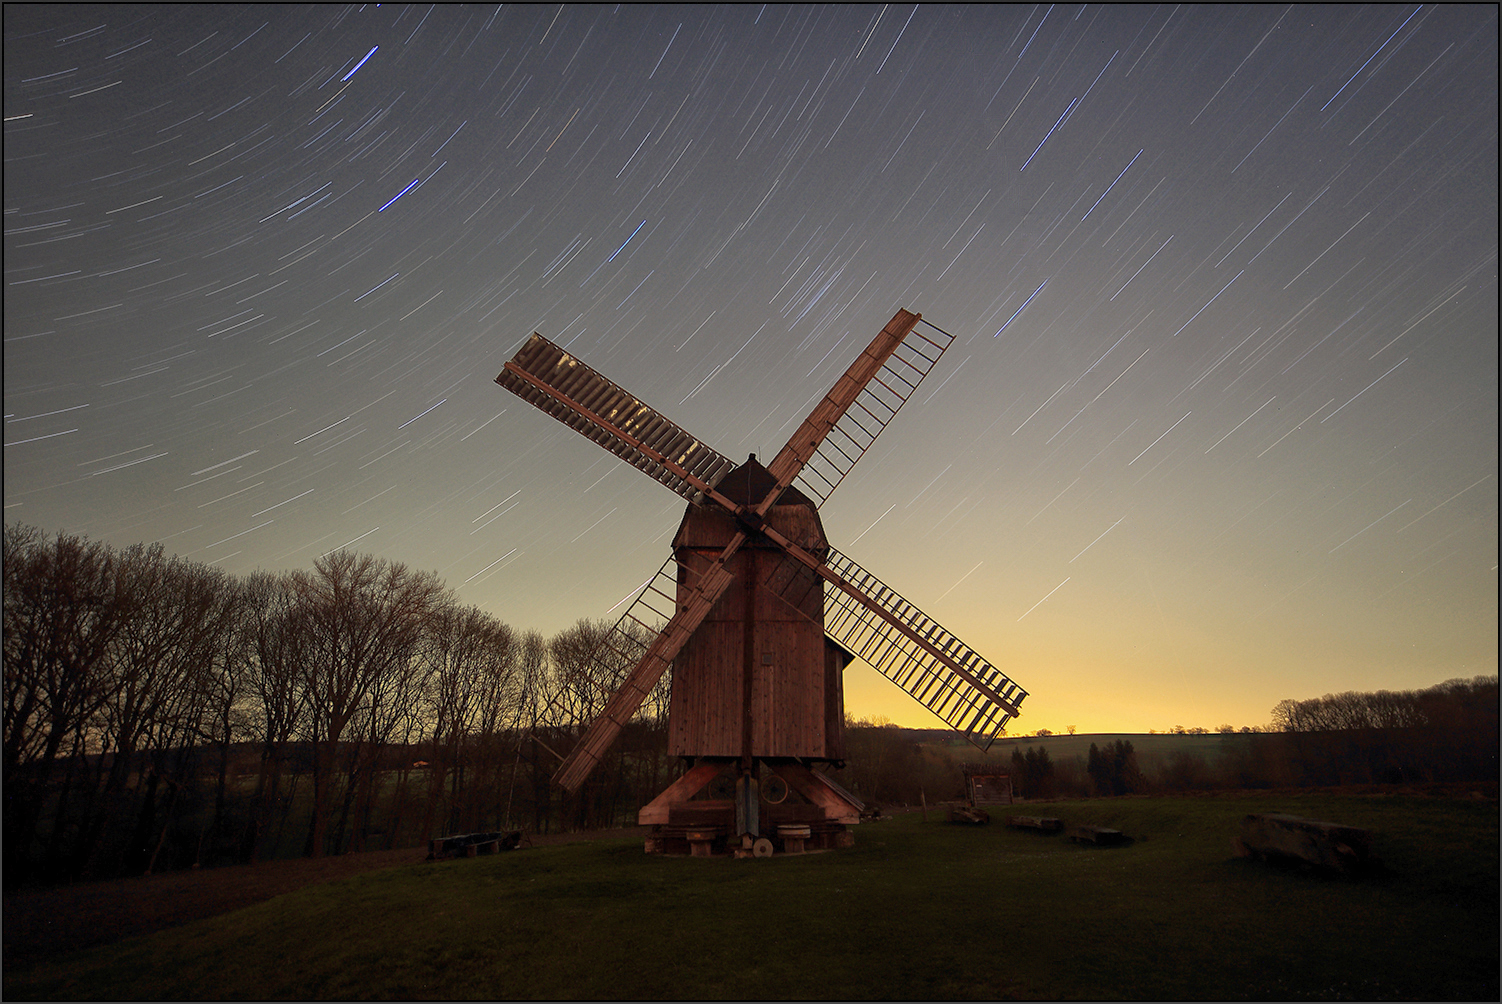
xmin=427 ymin=831 xmax=523 ymax=860
xmin=1233 ymin=813 xmax=1375 ymax=873
xmin=1006 ymin=815 xmax=1063 ymax=833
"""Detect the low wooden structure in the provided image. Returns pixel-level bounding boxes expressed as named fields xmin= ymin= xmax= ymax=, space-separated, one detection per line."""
xmin=946 ymin=803 xmax=990 ymax=824
xmin=1065 ymin=825 xmax=1128 ymax=845
xmin=1006 ymin=815 xmax=1063 ymax=833
xmin=427 ymin=831 xmax=524 ymax=860
xmin=1233 ymin=813 xmax=1375 ymax=873
xmin=961 ymin=764 xmax=1013 ymax=805
xmin=639 ymin=758 xmax=862 ymax=856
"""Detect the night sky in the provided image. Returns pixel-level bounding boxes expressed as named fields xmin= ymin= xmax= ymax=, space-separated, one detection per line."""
xmin=6 ymin=4 xmax=1496 ymax=735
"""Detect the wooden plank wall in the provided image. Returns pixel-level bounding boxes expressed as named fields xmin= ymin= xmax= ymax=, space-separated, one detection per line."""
xmin=668 ymin=500 xmax=841 ymax=759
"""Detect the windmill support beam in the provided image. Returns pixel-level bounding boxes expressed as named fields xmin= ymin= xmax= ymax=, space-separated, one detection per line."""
xmin=769 ymin=763 xmax=862 ymax=825
xmin=636 ymin=762 xmax=724 ymax=824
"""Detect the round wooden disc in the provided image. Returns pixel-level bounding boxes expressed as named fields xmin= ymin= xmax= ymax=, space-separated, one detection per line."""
xmin=762 ymin=774 xmax=789 ymax=804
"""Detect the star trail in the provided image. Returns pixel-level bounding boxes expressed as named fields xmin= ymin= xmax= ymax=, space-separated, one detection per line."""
xmin=4 ymin=4 xmax=1496 ymax=734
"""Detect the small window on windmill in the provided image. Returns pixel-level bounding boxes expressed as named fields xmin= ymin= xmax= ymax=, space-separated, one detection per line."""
xmin=761 ymin=647 xmax=774 ymax=665
xmin=961 ymin=763 xmax=1013 ymax=805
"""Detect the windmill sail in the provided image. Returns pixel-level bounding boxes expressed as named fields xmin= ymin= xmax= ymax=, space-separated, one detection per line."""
xmin=552 ymin=545 xmax=740 ymax=792
xmin=767 ymin=310 xmax=953 ymax=506
xmin=497 ymin=333 xmax=737 ymax=502
xmin=818 ymin=548 xmax=1026 ymax=750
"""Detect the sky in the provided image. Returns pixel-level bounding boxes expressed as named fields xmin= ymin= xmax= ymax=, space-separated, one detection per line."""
xmin=5 ymin=4 xmax=1496 ymax=737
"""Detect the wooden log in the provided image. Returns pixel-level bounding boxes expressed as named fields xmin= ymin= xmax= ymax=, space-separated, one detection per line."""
xmin=1006 ymin=815 xmax=1062 ymax=833
xmin=1065 ymin=825 xmax=1128 ymax=845
xmin=946 ymin=803 xmax=990 ymax=824
xmin=1234 ymin=813 xmax=1375 ymax=873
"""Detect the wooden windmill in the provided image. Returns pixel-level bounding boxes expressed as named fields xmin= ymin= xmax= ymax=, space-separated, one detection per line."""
xmin=495 ymin=308 xmax=1028 ymax=856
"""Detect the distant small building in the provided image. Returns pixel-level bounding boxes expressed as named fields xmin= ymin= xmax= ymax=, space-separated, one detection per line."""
xmin=960 ymin=763 xmax=1013 ymax=805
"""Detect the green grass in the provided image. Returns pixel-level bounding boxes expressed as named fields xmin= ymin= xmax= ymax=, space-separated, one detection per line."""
xmin=9 ymin=792 xmax=1496 ymax=1000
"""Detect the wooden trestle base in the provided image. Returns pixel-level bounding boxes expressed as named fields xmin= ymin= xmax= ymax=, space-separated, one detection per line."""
xmin=645 ymin=820 xmax=855 ymax=857
xmin=637 ymin=759 xmax=863 ymax=857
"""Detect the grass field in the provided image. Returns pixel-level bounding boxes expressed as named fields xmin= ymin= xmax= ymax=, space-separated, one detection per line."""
xmin=8 ymin=791 xmax=1496 ymax=1000
xmin=960 ymin=731 xmax=1241 ymax=765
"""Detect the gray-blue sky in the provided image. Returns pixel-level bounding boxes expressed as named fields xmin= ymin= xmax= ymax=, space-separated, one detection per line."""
xmin=5 ymin=4 xmax=1496 ymax=733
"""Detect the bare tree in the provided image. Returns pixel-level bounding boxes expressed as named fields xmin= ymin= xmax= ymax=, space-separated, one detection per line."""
xmin=238 ymin=571 xmax=308 ymax=861
xmin=82 ymin=547 xmax=230 ymax=876
xmin=415 ymin=603 xmax=519 ymax=839
xmin=187 ymin=573 xmax=251 ymax=870
xmin=3 ymin=526 xmax=127 ymax=884
xmin=292 ymin=551 xmax=445 ymax=857
xmin=507 ymin=631 xmax=553 ymax=831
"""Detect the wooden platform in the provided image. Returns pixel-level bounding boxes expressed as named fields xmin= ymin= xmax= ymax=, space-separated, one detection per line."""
xmin=644 ymin=820 xmax=852 ymax=856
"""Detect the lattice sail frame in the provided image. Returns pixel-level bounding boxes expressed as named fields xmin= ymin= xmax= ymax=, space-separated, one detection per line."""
xmin=761 ymin=545 xmax=1025 ymax=751
xmin=821 ymin=549 xmax=1024 ymax=749
xmin=792 ymin=321 xmax=952 ymax=505
xmin=498 ymin=333 xmax=738 ymax=502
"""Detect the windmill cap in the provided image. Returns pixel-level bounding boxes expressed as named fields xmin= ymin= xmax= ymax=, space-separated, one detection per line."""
xmin=711 ymin=454 xmax=816 ymax=507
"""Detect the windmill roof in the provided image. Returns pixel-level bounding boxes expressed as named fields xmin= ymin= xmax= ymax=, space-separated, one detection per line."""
xmin=711 ymin=455 xmax=816 ymax=508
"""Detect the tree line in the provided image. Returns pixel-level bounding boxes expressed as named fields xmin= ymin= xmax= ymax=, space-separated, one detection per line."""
xmin=983 ymin=676 xmax=1496 ymax=800
xmin=842 ymin=672 xmax=1497 ymax=805
xmin=3 ymin=524 xmax=673 ymax=889
xmin=6 ymin=523 xmax=1494 ymax=887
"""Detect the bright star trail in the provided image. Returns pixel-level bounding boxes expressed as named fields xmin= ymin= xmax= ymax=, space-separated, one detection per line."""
xmin=4 ymin=5 xmax=1495 ymax=734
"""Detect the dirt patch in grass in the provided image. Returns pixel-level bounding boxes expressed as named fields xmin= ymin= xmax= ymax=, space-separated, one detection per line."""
xmin=2 ymin=827 xmax=648 ymax=970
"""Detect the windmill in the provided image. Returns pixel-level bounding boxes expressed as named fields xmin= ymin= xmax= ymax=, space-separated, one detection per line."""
xmin=495 ymin=308 xmax=1028 ymax=856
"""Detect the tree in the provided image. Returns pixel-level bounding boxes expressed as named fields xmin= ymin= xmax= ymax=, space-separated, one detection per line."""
xmin=3 ymin=526 xmax=127 ymax=885
xmin=84 ymin=545 xmax=230 ymax=876
xmin=239 ymin=571 xmax=308 ymax=862
xmin=1087 ymin=739 xmax=1143 ymax=796
xmin=1011 ymin=745 xmax=1055 ymax=799
xmin=418 ymin=602 xmax=516 ymax=840
xmin=293 ymin=551 xmax=446 ymax=857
